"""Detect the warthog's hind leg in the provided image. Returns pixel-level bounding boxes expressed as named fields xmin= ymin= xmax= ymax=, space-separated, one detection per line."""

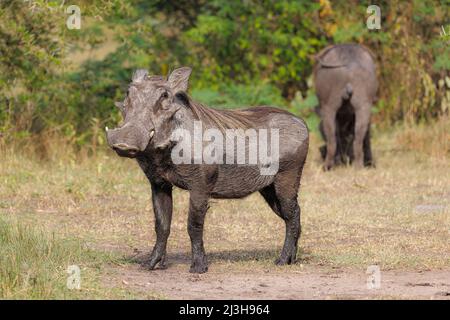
xmin=260 ymin=172 xmax=302 ymax=265
xmin=351 ymin=98 xmax=371 ymax=168
xmin=363 ymin=125 xmax=375 ymax=167
xmin=275 ymin=196 xmax=301 ymax=265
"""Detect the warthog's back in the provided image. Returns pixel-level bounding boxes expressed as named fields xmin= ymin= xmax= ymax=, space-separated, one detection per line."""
xmin=205 ymin=106 xmax=309 ymax=199
xmin=315 ymin=43 xmax=376 ymax=71
xmin=314 ymin=44 xmax=378 ymax=103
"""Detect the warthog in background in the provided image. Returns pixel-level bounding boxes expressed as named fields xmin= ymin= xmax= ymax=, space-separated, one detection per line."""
xmin=106 ymin=67 xmax=309 ymax=273
xmin=314 ymin=44 xmax=378 ymax=170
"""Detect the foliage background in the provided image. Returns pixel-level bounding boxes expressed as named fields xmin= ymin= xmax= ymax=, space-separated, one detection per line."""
xmin=0 ymin=0 xmax=449 ymax=155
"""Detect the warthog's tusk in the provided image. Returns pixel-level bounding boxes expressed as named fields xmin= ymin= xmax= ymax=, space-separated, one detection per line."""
xmin=150 ymin=130 xmax=154 ymax=139
xmin=105 ymin=126 xmax=109 ymax=132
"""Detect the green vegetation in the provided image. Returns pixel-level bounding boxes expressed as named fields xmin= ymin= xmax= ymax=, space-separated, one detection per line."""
xmin=1 ymin=216 xmax=86 ymax=298
xmin=0 ymin=0 xmax=449 ymax=152
xmin=0 ymin=215 xmax=136 ymax=299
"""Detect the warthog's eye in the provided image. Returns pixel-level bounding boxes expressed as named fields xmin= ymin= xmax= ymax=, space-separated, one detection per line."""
xmin=156 ymin=89 xmax=171 ymax=111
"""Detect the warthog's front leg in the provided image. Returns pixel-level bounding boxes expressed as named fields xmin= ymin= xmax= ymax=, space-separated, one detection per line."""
xmin=188 ymin=192 xmax=209 ymax=273
xmin=147 ymin=182 xmax=173 ymax=270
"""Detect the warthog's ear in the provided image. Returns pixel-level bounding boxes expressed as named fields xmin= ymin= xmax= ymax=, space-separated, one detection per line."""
xmin=132 ymin=69 xmax=148 ymax=83
xmin=167 ymin=67 xmax=192 ymax=93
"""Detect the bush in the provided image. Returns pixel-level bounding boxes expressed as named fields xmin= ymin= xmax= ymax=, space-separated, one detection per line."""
xmin=0 ymin=0 xmax=448 ymax=153
xmin=191 ymin=83 xmax=286 ymax=109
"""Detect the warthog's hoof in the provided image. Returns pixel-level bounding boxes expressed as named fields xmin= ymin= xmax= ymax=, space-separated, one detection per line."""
xmin=189 ymin=264 xmax=208 ymax=273
xmin=189 ymin=257 xmax=208 ymax=273
xmin=146 ymin=252 xmax=167 ymax=270
xmin=275 ymin=256 xmax=296 ymax=266
xmin=364 ymin=161 xmax=376 ymax=168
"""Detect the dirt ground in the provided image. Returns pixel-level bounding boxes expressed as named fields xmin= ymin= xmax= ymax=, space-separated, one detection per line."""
xmin=104 ymin=254 xmax=450 ymax=300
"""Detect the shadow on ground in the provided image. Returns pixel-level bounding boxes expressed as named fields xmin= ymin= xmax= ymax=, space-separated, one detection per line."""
xmin=125 ymin=247 xmax=315 ymax=270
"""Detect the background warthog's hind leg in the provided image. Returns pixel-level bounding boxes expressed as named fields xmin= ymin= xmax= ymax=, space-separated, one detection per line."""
xmin=363 ymin=125 xmax=375 ymax=167
xmin=351 ymin=101 xmax=371 ymax=168
xmin=318 ymin=119 xmax=344 ymax=165
xmin=321 ymin=100 xmax=342 ymax=170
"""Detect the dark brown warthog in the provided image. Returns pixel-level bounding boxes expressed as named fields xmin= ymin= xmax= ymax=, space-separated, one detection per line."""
xmin=314 ymin=43 xmax=378 ymax=170
xmin=106 ymin=67 xmax=309 ymax=273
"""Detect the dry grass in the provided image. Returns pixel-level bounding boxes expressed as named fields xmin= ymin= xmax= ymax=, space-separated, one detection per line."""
xmin=0 ymin=123 xmax=449 ymax=298
xmin=0 ymin=215 xmax=142 ymax=299
xmin=394 ymin=116 xmax=450 ymax=159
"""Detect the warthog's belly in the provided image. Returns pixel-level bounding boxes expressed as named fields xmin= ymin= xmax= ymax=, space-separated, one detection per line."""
xmin=210 ymin=164 xmax=275 ymax=199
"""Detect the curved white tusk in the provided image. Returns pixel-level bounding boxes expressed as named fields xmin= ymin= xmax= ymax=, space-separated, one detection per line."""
xmin=105 ymin=126 xmax=109 ymax=132
xmin=149 ymin=130 xmax=155 ymax=139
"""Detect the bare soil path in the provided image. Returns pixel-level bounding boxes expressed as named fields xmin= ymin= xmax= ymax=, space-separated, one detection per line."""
xmin=104 ymin=256 xmax=450 ymax=300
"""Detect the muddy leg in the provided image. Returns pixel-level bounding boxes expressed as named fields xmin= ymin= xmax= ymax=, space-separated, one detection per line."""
xmin=275 ymin=196 xmax=301 ymax=265
xmin=261 ymin=184 xmax=300 ymax=265
xmin=188 ymin=192 xmax=209 ymax=273
xmin=259 ymin=184 xmax=281 ymax=217
xmin=268 ymin=169 xmax=303 ymax=265
xmin=147 ymin=182 xmax=172 ymax=270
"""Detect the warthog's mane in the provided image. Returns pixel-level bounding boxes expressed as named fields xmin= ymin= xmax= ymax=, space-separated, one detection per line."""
xmin=134 ymin=71 xmax=292 ymax=133
xmin=182 ymin=95 xmax=291 ymax=133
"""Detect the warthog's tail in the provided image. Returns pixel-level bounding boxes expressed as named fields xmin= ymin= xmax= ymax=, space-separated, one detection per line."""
xmin=342 ymin=83 xmax=353 ymax=100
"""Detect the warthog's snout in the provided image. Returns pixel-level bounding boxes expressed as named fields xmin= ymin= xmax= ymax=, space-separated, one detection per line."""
xmin=111 ymin=143 xmax=140 ymax=157
xmin=106 ymin=124 xmax=154 ymax=158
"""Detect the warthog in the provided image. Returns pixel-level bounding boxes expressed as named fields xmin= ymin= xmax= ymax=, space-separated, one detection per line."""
xmin=314 ymin=44 xmax=378 ymax=170
xmin=106 ymin=67 xmax=309 ymax=273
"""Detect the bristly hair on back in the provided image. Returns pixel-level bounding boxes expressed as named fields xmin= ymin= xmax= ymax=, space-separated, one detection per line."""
xmin=178 ymin=93 xmax=253 ymax=132
xmin=177 ymin=93 xmax=293 ymax=133
xmin=139 ymin=69 xmax=292 ymax=132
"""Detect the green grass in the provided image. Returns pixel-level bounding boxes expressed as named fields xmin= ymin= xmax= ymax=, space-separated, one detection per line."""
xmin=0 ymin=216 xmax=132 ymax=299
